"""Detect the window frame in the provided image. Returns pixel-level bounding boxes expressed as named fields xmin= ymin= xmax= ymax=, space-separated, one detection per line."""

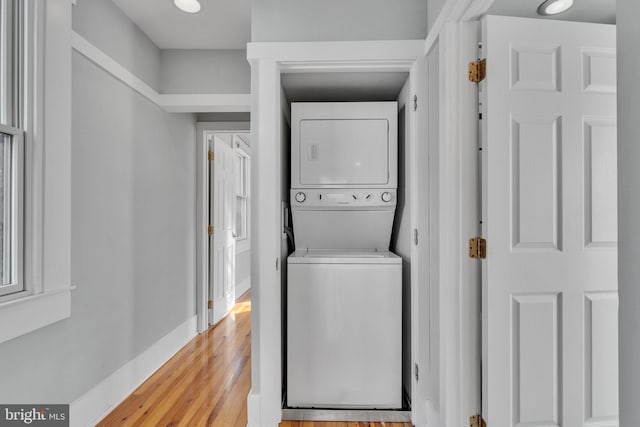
xmin=233 ymin=134 xmax=250 ymax=253
xmin=0 ymin=0 xmax=72 ymax=344
xmin=0 ymin=123 xmax=23 ymax=299
xmin=0 ymin=0 xmax=26 ymax=300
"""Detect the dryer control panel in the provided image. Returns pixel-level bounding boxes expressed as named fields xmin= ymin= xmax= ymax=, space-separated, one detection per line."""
xmin=291 ymin=189 xmax=396 ymax=209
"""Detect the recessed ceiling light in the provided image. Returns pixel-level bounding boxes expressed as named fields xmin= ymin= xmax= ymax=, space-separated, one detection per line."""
xmin=174 ymin=0 xmax=201 ymax=13
xmin=537 ymin=0 xmax=574 ymax=16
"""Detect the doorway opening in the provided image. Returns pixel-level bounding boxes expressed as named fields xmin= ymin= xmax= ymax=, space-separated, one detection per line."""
xmin=196 ymin=122 xmax=251 ymax=331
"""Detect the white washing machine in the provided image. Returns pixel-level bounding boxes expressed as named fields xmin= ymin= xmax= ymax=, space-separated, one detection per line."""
xmin=287 ymin=249 xmax=402 ymax=408
xmin=287 ymin=102 xmax=402 ymax=409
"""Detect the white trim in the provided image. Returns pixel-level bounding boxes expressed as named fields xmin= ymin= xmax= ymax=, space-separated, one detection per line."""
xmin=70 ymin=315 xmax=198 ymax=427
xmin=162 ymin=94 xmax=250 ymax=113
xmin=71 ymin=32 xmax=159 ymax=105
xmin=425 ymin=0 xmax=496 ymax=53
xmin=248 ymin=40 xmax=425 ymax=62
xmin=422 ymin=1 xmax=497 ymax=426
xmin=1 ymin=0 xmax=74 ymax=344
xmin=71 ymin=32 xmax=251 ymax=113
xmin=246 ymin=389 xmax=262 ymax=427
xmin=439 ymin=23 xmax=463 ymax=427
xmin=249 ymin=57 xmax=283 ymax=427
xmin=458 ymin=20 xmax=483 ymax=423
xmin=0 ymin=287 xmax=72 ymax=343
xmin=195 ymin=124 xmax=208 ymax=333
xmin=248 ymin=41 xmax=424 ymax=427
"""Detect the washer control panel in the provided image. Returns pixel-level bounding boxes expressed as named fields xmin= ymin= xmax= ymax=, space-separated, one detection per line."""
xmin=291 ymin=189 xmax=396 ymax=207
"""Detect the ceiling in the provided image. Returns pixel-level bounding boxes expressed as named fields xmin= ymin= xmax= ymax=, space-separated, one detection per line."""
xmin=111 ymin=0 xmax=251 ymax=50
xmin=488 ymin=0 xmax=616 ymax=24
xmin=281 ymin=72 xmax=410 ymax=103
xmin=108 ymin=0 xmax=615 ymax=51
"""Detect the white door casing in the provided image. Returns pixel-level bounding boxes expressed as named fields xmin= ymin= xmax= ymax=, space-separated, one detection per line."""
xmin=481 ymin=16 xmax=617 ymax=427
xmin=247 ymin=41 xmax=425 ymax=427
xmin=210 ymin=134 xmax=237 ymax=325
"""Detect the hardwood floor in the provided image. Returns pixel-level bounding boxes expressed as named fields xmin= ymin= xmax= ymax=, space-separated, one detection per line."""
xmin=98 ymin=290 xmax=412 ymax=427
xmin=98 ymin=291 xmax=252 ymax=427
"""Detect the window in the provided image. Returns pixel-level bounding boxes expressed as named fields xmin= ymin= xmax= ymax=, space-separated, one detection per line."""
xmin=234 ymin=135 xmax=250 ymax=247
xmin=0 ymin=0 xmax=72 ymax=344
xmin=0 ymin=0 xmax=24 ymax=298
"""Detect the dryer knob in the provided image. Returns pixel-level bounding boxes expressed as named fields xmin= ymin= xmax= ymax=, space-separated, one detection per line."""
xmin=381 ymin=192 xmax=392 ymax=202
xmin=295 ymin=192 xmax=307 ymax=203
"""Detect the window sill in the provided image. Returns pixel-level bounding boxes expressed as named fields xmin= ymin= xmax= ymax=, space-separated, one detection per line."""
xmin=0 ymin=286 xmax=74 ymax=343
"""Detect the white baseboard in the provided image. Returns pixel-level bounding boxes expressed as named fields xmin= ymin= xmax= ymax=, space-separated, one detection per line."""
xmin=246 ymin=390 xmax=261 ymax=427
xmin=247 ymin=389 xmax=283 ymax=427
xmin=69 ymin=315 xmax=198 ymax=427
xmin=236 ymin=278 xmax=251 ymax=299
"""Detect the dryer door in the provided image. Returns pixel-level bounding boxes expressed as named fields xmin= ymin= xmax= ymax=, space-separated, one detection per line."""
xmin=298 ymin=118 xmax=389 ymax=186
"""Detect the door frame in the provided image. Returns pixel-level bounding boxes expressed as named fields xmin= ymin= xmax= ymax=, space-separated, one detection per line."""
xmin=196 ymin=123 xmax=250 ymax=333
xmin=247 ymin=3 xmax=500 ymax=419
xmin=423 ymin=0 xmax=496 ymax=426
xmin=247 ymin=41 xmax=426 ymax=427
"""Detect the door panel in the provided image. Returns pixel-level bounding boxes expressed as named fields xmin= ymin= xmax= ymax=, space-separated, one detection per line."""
xmin=511 ymin=115 xmax=562 ymax=250
xmin=482 ymin=16 xmax=617 ymax=427
xmin=511 ymin=293 xmax=561 ymax=427
xmin=584 ymin=119 xmax=617 ymax=247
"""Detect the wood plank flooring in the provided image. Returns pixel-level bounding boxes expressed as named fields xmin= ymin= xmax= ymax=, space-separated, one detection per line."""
xmin=98 ymin=290 xmax=412 ymax=427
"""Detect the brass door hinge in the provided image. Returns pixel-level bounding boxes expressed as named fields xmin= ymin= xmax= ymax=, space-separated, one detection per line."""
xmin=208 ymin=225 xmax=214 ymax=235
xmin=208 ymin=151 xmax=215 ymax=161
xmin=208 ymin=300 xmax=213 ymax=309
xmin=470 ymin=415 xmax=486 ymax=427
xmin=468 ymin=58 xmax=487 ymax=83
xmin=469 ymin=237 xmax=487 ymax=259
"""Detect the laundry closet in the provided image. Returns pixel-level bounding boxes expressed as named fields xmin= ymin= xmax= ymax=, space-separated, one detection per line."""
xmin=277 ymin=71 xmax=416 ymax=421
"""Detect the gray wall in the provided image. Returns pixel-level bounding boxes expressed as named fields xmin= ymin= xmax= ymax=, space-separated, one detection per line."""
xmin=160 ymin=49 xmax=251 ymax=94
xmin=617 ymin=1 xmax=640 ymax=425
xmin=0 ymin=2 xmax=196 ymax=405
xmin=73 ymin=0 xmax=161 ymax=90
xmin=73 ymin=2 xmax=251 ymax=96
xmin=251 ymin=0 xmax=428 ymax=42
xmin=428 ymin=0 xmax=447 ymax=32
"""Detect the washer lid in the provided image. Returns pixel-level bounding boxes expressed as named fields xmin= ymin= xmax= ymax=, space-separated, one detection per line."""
xmin=287 ymin=249 xmax=401 ymax=264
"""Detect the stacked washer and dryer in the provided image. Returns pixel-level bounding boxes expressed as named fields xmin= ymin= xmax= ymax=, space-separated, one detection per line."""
xmin=287 ymin=102 xmax=403 ymax=410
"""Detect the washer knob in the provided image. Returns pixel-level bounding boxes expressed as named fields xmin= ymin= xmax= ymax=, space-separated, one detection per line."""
xmin=381 ymin=191 xmax=392 ymax=202
xmin=295 ymin=192 xmax=306 ymax=203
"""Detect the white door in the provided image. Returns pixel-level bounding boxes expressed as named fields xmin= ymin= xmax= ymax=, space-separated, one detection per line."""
xmin=482 ymin=16 xmax=617 ymax=427
xmin=209 ymin=134 xmax=236 ymax=325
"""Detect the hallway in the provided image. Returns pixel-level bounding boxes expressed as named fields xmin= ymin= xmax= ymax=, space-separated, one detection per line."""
xmin=98 ymin=292 xmax=252 ymax=426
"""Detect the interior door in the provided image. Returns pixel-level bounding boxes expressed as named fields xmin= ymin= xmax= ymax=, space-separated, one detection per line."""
xmin=210 ymin=134 xmax=236 ymax=325
xmin=482 ymin=16 xmax=617 ymax=427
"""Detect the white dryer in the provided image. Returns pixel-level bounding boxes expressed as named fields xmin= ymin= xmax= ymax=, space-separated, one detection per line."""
xmin=291 ymin=102 xmax=398 ymax=190
xmin=287 ymin=102 xmax=402 ymax=409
